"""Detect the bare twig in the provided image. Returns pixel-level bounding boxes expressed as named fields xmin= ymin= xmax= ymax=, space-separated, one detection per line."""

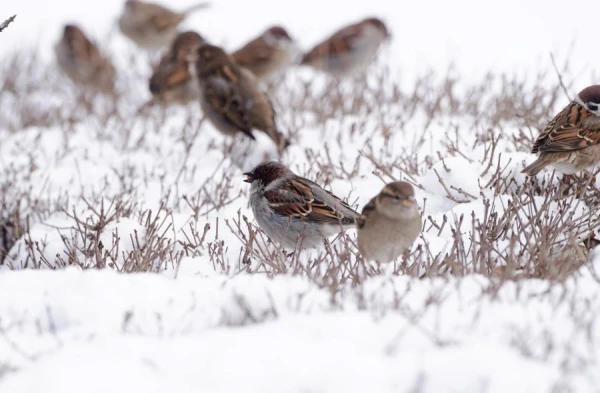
xmin=0 ymin=15 xmax=16 ymax=32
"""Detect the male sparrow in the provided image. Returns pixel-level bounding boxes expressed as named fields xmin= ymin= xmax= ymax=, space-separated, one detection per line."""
xmin=195 ymin=43 xmax=289 ymax=152
xmin=149 ymin=31 xmax=204 ymax=105
xmin=55 ymin=24 xmax=116 ymax=94
xmin=231 ymin=26 xmax=298 ymax=83
xmin=356 ymin=182 xmax=421 ymax=263
xmin=118 ymin=0 xmax=210 ymax=51
xmin=243 ymin=161 xmax=359 ymax=249
xmin=301 ymin=17 xmax=390 ymax=77
xmin=522 ymin=85 xmax=600 ymax=176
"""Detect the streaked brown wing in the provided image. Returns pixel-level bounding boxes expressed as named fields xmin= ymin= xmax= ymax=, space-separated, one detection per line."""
xmin=151 ymin=13 xmax=184 ymax=31
xmin=231 ymin=38 xmax=274 ymax=70
xmin=265 ymin=179 xmax=344 ymax=224
xmin=533 ymin=102 xmax=600 ymax=153
xmin=302 ymin=23 xmax=361 ymax=64
xmin=203 ymin=71 xmax=255 ymax=139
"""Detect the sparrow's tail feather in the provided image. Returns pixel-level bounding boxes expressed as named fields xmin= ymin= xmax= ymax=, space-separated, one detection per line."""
xmin=521 ymin=157 xmax=551 ymax=176
xmin=182 ymin=2 xmax=210 ymax=15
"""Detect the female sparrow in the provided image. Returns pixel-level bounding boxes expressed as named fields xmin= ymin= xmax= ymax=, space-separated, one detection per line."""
xmin=231 ymin=26 xmax=299 ymax=83
xmin=356 ymin=182 xmax=421 ymax=263
xmin=301 ymin=17 xmax=390 ymax=77
xmin=195 ymin=43 xmax=289 ymax=153
xmin=149 ymin=31 xmax=205 ymax=105
xmin=118 ymin=0 xmax=210 ymax=51
xmin=522 ymin=85 xmax=600 ymax=176
xmin=55 ymin=24 xmax=116 ymax=94
xmin=243 ymin=161 xmax=359 ymax=249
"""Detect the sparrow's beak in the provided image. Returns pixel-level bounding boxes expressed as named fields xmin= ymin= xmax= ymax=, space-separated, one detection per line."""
xmin=401 ymin=197 xmax=415 ymax=207
xmin=243 ymin=172 xmax=254 ymax=183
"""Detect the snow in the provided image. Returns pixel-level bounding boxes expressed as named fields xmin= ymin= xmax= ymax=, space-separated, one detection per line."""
xmin=2 ymin=0 xmax=600 ymax=391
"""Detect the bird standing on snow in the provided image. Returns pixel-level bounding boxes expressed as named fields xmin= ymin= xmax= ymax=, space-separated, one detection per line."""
xmin=118 ymin=0 xmax=210 ymax=51
xmin=356 ymin=182 xmax=421 ymax=263
xmin=55 ymin=24 xmax=116 ymax=94
xmin=522 ymin=85 xmax=600 ymax=176
xmin=194 ymin=43 xmax=289 ymax=153
xmin=231 ymin=26 xmax=299 ymax=83
xmin=301 ymin=17 xmax=390 ymax=78
xmin=243 ymin=161 xmax=359 ymax=249
xmin=149 ymin=31 xmax=205 ymax=105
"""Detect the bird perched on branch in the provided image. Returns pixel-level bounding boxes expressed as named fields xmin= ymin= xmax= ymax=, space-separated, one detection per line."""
xmin=356 ymin=182 xmax=421 ymax=263
xmin=244 ymin=161 xmax=359 ymax=249
xmin=55 ymin=24 xmax=116 ymax=94
xmin=149 ymin=31 xmax=205 ymax=105
xmin=118 ymin=0 xmax=210 ymax=51
xmin=522 ymin=85 xmax=600 ymax=176
xmin=231 ymin=26 xmax=299 ymax=83
xmin=194 ymin=43 xmax=289 ymax=153
xmin=301 ymin=17 xmax=390 ymax=78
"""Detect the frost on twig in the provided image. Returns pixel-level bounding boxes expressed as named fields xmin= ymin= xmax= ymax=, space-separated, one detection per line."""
xmin=0 ymin=15 xmax=16 ymax=32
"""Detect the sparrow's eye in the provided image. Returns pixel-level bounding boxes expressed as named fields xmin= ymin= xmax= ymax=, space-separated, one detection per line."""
xmin=588 ymin=103 xmax=599 ymax=111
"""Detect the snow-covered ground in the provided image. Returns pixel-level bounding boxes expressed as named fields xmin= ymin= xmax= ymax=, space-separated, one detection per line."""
xmin=2 ymin=0 xmax=600 ymax=392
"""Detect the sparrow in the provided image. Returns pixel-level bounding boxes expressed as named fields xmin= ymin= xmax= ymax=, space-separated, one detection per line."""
xmin=55 ymin=24 xmax=116 ymax=94
xmin=118 ymin=0 xmax=210 ymax=51
xmin=356 ymin=182 xmax=421 ymax=263
xmin=522 ymin=85 xmax=600 ymax=176
xmin=149 ymin=31 xmax=205 ymax=105
xmin=301 ymin=17 xmax=390 ymax=77
xmin=243 ymin=161 xmax=359 ymax=249
xmin=195 ymin=43 xmax=289 ymax=152
xmin=231 ymin=26 xmax=299 ymax=83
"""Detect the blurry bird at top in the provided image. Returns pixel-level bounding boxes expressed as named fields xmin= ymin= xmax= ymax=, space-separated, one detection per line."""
xmin=118 ymin=0 xmax=210 ymax=51
xmin=301 ymin=17 xmax=390 ymax=78
xmin=231 ymin=26 xmax=300 ymax=83
xmin=194 ymin=43 xmax=289 ymax=154
xmin=149 ymin=31 xmax=205 ymax=106
xmin=55 ymin=24 xmax=116 ymax=94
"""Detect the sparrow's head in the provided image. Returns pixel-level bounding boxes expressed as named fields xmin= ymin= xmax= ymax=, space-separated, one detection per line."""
xmin=375 ymin=181 xmax=419 ymax=220
xmin=63 ymin=24 xmax=84 ymax=40
xmin=124 ymin=0 xmax=139 ymax=10
xmin=576 ymin=85 xmax=600 ymax=116
xmin=195 ymin=43 xmax=232 ymax=74
xmin=264 ymin=26 xmax=293 ymax=43
xmin=172 ymin=31 xmax=205 ymax=61
xmin=362 ymin=17 xmax=390 ymax=39
xmin=243 ymin=161 xmax=291 ymax=187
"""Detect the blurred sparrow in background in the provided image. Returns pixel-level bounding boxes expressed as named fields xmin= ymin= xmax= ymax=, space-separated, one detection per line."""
xmin=118 ymin=0 xmax=210 ymax=51
xmin=231 ymin=26 xmax=299 ymax=83
xmin=522 ymin=85 xmax=600 ymax=176
xmin=244 ymin=161 xmax=359 ymax=249
xmin=195 ymin=43 xmax=289 ymax=153
xmin=356 ymin=181 xmax=421 ymax=263
xmin=149 ymin=31 xmax=205 ymax=105
xmin=55 ymin=24 xmax=116 ymax=94
xmin=301 ymin=17 xmax=390 ymax=78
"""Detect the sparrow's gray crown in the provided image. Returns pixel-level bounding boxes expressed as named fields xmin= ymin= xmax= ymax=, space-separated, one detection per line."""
xmin=363 ymin=17 xmax=390 ymax=37
xmin=243 ymin=161 xmax=289 ymax=186
xmin=578 ymin=85 xmax=600 ymax=113
xmin=267 ymin=26 xmax=292 ymax=41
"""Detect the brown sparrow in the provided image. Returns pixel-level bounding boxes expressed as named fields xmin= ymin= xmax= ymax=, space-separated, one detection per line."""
xmin=356 ymin=182 xmax=421 ymax=263
xmin=231 ymin=26 xmax=299 ymax=83
xmin=195 ymin=43 xmax=289 ymax=152
xmin=301 ymin=17 xmax=390 ymax=77
xmin=522 ymin=85 xmax=600 ymax=176
xmin=149 ymin=31 xmax=205 ymax=105
xmin=244 ymin=161 xmax=359 ymax=249
xmin=55 ymin=24 xmax=116 ymax=94
xmin=118 ymin=0 xmax=210 ymax=51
